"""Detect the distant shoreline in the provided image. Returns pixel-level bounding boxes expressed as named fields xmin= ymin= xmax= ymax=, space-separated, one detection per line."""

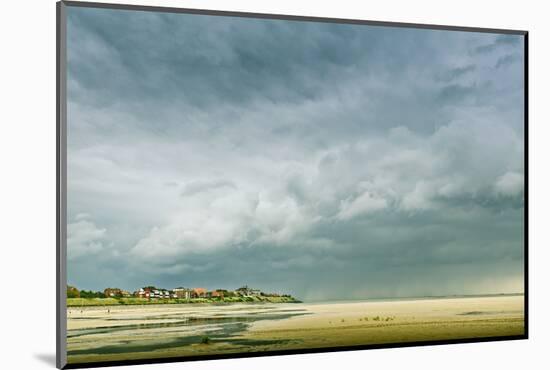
xmin=302 ymin=292 xmax=524 ymax=305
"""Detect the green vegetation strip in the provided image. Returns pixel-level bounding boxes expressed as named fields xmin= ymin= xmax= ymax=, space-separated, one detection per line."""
xmin=67 ymin=296 xmax=300 ymax=307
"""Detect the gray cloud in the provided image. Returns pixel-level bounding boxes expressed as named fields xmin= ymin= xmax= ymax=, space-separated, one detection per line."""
xmin=495 ymin=34 xmax=521 ymax=45
xmin=474 ymin=43 xmax=496 ymax=54
xmin=495 ymin=53 xmax=522 ymax=69
xmin=436 ymin=65 xmax=476 ymax=82
xmin=180 ymin=179 xmax=237 ymax=197
xmin=67 ymin=214 xmax=108 ymax=260
xmin=472 ymin=33 xmax=522 ymax=55
xmin=66 ymin=6 xmax=525 ymax=299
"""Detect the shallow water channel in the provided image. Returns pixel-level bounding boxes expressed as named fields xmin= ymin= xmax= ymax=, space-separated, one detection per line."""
xmin=67 ymin=304 xmax=309 ymax=357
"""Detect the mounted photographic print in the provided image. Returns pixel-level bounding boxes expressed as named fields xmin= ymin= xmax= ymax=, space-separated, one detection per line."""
xmin=56 ymin=1 xmax=528 ymax=368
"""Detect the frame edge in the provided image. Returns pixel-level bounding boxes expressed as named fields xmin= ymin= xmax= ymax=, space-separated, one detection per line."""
xmin=62 ymin=0 xmax=527 ymax=35
xmin=523 ymin=31 xmax=529 ymax=339
xmin=54 ymin=2 xmax=529 ymax=368
xmin=57 ymin=1 xmax=68 ymax=369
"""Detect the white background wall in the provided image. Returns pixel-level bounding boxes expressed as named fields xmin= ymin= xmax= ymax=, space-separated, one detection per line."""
xmin=1 ymin=0 xmax=547 ymax=369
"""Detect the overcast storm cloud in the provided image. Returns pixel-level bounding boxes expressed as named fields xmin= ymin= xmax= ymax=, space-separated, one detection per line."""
xmin=66 ymin=7 xmax=525 ymax=301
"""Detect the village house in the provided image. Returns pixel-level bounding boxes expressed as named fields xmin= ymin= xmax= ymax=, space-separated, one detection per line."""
xmin=104 ymin=288 xmax=123 ymax=297
xmin=135 ymin=287 xmax=154 ymax=298
xmin=152 ymin=289 xmax=170 ymax=298
xmin=172 ymin=287 xmax=192 ymax=300
xmin=235 ymin=285 xmax=262 ymax=296
xmin=206 ymin=290 xmax=225 ymax=299
xmin=191 ymin=287 xmax=207 ymax=298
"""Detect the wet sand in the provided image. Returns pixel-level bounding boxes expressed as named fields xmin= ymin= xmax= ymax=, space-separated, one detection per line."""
xmin=67 ymin=295 xmax=524 ymax=364
xmin=245 ymin=295 xmax=524 ymax=349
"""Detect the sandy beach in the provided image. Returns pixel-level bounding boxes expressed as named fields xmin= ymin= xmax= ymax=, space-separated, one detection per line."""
xmin=245 ymin=295 xmax=524 ymax=349
xmin=67 ymin=295 xmax=524 ymax=364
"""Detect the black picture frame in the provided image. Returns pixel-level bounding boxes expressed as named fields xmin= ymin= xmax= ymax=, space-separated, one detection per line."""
xmin=56 ymin=1 xmax=528 ymax=368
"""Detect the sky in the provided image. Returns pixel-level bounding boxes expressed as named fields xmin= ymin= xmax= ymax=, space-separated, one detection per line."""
xmin=66 ymin=6 xmax=525 ymax=301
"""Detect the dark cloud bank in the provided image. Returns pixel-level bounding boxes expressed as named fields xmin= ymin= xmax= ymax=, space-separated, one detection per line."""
xmin=66 ymin=7 xmax=525 ymax=301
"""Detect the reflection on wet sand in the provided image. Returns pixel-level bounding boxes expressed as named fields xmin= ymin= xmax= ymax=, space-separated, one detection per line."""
xmin=67 ymin=303 xmax=309 ymax=363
